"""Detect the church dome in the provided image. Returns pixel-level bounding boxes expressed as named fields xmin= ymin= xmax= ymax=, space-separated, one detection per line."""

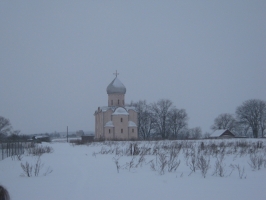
xmin=106 ymin=77 xmax=126 ymax=94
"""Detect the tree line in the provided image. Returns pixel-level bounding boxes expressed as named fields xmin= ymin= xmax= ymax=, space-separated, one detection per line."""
xmin=0 ymin=116 xmax=29 ymax=142
xmin=130 ymin=98 xmax=266 ymax=140
xmin=1 ymin=99 xmax=265 ymax=141
xmin=211 ymin=99 xmax=266 ymax=138
xmin=129 ymin=99 xmax=201 ymax=140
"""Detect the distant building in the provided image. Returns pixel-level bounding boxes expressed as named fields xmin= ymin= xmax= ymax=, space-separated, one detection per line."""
xmin=81 ymin=135 xmax=94 ymax=143
xmin=76 ymin=130 xmax=84 ymax=137
xmin=32 ymin=135 xmax=51 ymax=143
xmin=209 ymin=129 xmax=235 ymax=139
xmin=94 ymin=72 xmax=138 ymax=140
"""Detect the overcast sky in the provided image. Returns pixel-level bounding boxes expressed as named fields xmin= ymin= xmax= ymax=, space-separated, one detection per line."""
xmin=0 ymin=1 xmax=265 ymax=135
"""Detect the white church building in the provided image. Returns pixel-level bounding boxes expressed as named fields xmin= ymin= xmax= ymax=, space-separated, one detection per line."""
xmin=94 ymin=72 xmax=138 ymax=140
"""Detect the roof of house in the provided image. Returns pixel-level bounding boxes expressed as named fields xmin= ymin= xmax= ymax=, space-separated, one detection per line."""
xmin=210 ymin=129 xmax=228 ymax=137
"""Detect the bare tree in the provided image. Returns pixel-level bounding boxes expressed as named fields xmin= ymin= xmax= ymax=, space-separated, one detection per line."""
xmin=168 ymin=108 xmax=188 ymax=139
xmin=130 ymin=100 xmax=156 ymax=140
xmin=236 ymin=99 xmax=266 ymax=138
xmin=7 ymin=130 xmax=21 ymax=141
xmin=151 ymin=99 xmax=173 ymax=139
xmin=260 ymin=112 xmax=266 ymax=137
xmin=234 ymin=122 xmax=252 ymax=137
xmin=189 ymin=127 xmax=202 ymax=139
xmin=131 ymin=99 xmax=189 ymax=140
xmin=178 ymin=128 xmax=190 ymax=139
xmin=203 ymin=132 xmax=211 ymax=139
xmin=211 ymin=113 xmax=237 ymax=132
xmin=0 ymin=116 xmax=12 ymax=139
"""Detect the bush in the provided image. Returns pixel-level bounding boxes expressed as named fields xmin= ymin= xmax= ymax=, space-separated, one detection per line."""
xmin=248 ymin=153 xmax=264 ymax=170
xmin=25 ymin=145 xmax=54 ymax=156
xmin=196 ymin=154 xmax=211 ymax=178
xmin=20 ymin=157 xmax=52 ymax=177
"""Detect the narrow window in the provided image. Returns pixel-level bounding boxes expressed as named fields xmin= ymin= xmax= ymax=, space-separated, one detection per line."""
xmin=111 ymin=100 xmax=113 ymax=105
xmin=121 ymin=118 xmax=123 ymax=122
xmin=132 ymin=129 xmax=134 ymax=133
xmin=118 ymin=100 xmax=119 ymax=105
xmin=121 ymin=129 xmax=123 ymax=133
xmin=109 ymin=129 xmax=111 ymax=133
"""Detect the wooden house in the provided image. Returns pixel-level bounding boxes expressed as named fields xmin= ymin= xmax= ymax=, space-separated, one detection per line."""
xmin=209 ymin=129 xmax=235 ymax=139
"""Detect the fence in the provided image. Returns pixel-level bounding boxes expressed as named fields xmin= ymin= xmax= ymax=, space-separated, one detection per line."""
xmin=0 ymin=142 xmax=29 ymax=160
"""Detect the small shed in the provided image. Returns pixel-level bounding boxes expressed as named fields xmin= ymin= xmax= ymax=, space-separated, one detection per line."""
xmin=209 ymin=129 xmax=235 ymax=139
xmin=32 ymin=136 xmax=51 ymax=143
xmin=81 ymin=135 xmax=94 ymax=143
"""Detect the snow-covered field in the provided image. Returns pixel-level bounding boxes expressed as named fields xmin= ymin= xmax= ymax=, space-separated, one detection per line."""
xmin=0 ymin=139 xmax=266 ymax=200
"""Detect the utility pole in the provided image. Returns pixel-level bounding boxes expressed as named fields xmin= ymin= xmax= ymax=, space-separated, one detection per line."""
xmin=67 ymin=126 xmax=68 ymax=143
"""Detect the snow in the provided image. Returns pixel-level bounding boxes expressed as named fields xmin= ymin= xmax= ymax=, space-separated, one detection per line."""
xmin=35 ymin=136 xmax=48 ymax=139
xmin=112 ymin=107 xmax=129 ymax=115
xmin=100 ymin=106 xmax=109 ymax=112
xmin=97 ymin=106 xmax=137 ymax=113
xmin=128 ymin=121 xmax=137 ymax=127
xmin=125 ymin=106 xmax=137 ymax=112
xmin=96 ymin=106 xmax=115 ymax=112
xmin=112 ymin=78 xmax=125 ymax=88
xmin=210 ymin=129 xmax=228 ymax=137
xmin=0 ymin=139 xmax=266 ymax=200
xmin=105 ymin=121 xmax=114 ymax=127
xmin=106 ymin=78 xmax=126 ymax=94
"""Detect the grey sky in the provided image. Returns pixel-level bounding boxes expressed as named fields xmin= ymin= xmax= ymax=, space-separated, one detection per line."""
xmin=1 ymin=1 xmax=265 ymax=134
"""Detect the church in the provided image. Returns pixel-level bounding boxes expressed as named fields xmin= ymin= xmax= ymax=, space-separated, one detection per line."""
xmin=94 ymin=72 xmax=138 ymax=140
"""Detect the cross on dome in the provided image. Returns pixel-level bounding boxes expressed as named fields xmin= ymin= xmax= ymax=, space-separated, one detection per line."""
xmin=107 ymin=71 xmax=126 ymax=94
xmin=113 ymin=70 xmax=119 ymax=77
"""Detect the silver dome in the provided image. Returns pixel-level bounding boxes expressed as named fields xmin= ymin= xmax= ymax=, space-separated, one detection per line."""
xmin=106 ymin=77 xmax=126 ymax=94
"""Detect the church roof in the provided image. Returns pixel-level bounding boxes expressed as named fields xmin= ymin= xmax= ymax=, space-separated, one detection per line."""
xmin=106 ymin=77 xmax=126 ymax=94
xmin=95 ymin=106 xmax=137 ymax=114
xmin=112 ymin=107 xmax=129 ymax=115
xmin=125 ymin=106 xmax=137 ymax=111
xmin=104 ymin=121 xmax=114 ymax=127
xmin=128 ymin=121 xmax=137 ymax=127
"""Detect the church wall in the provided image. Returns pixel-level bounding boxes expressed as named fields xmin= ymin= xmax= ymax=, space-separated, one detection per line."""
xmin=94 ymin=112 xmax=98 ymax=139
xmin=95 ymin=113 xmax=99 ymax=138
xmin=95 ymin=111 xmax=104 ymax=139
xmin=108 ymin=94 xmax=125 ymax=107
xmin=128 ymin=127 xmax=138 ymax=139
xmin=95 ymin=113 xmax=98 ymax=138
xmin=103 ymin=109 xmax=114 ymax=139
xmin=128 ymin=109 xmax=138 ymax=139
xmin=104 ymin=127 xmax=114 ymax=139
xmin=128 ymin=109 xmax=138 ymax=125
xmin=103 ymin=109 xmax=113 ymax=125
xmin=112 ymin=115 xmax=129 ymax=139
xmin=95 ymin=109 xmax=138 ymax=140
